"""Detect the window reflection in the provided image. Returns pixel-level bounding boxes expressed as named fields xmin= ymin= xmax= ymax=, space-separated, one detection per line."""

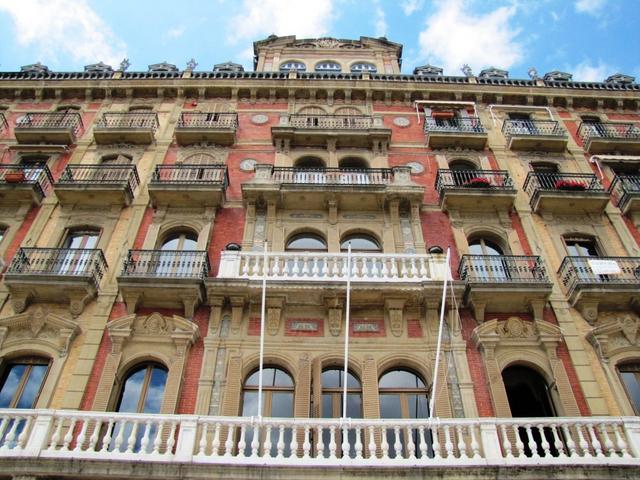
xmin=619 ymin=363 xmax=640 ymax=414
xmin=379 ymin=369 xmax=431 ymax=458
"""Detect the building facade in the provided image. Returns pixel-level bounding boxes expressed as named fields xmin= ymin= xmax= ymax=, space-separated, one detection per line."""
xmin=0 ymin=36 xmax=638 ymax=479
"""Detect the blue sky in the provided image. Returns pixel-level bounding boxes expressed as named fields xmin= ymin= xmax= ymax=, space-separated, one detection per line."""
xmin=0 ymin=0 xmax=638 ymax=81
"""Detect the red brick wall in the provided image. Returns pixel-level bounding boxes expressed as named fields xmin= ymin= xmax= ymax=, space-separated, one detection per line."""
xmin=3 ymin=206 xmax=39 ymax=266
xmin=510 ymin=212 xmax=533 ymax=256
xmin=459 ymin=309 xmax=494 ymax=417
xmin=132 ymin=207 xmax=154 ymax=249
xmin=407 ymin=318 xmax=423 ymax=338
xmin=248 ymin=317 xmax=260 ymax=336
xmin=177 ymin=306 xmax=209 ymax=414
xmin=420 ymin=210 xmax=460 ymax=275
xmin=208 ymin=207 xmax=245 ymax=275
xmin=623 ymin=216 xmax=640 ymax=247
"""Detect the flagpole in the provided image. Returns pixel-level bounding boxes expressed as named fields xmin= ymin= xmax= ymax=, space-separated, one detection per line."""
xmin=429 ymin=247 xmax=451 ymax=420
xmin=342 ymin=243 xmax=352 ymax=419
xmin=257 ymin=241 xmax=268 ymax=420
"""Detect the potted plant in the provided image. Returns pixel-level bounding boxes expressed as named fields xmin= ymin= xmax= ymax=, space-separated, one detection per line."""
xmin=463 ymin=177 xmax=492 ymax=188
xmin=554 ymin=179 xmax=586 ymax=191
xmin=4 ymin=169 xmax=25 ymax=183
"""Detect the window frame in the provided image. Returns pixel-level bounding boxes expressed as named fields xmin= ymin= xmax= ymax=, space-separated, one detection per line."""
xmin=0 ymin=357 xmax=51 ymax=409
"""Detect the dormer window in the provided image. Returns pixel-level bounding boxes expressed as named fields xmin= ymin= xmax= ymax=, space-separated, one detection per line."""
xmin=315 ymin=61 xmax=341 ymax=73
xmin=350 ymin=62 xmax=377 ymax=73
xmin=279 ymin=61 xmax=306 ymax=72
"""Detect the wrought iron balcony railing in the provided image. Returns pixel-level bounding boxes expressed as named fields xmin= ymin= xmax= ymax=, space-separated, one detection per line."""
xmin=120 ymin=250 xmax=209 ymax=279
xmin=177 ymin=112 xmax=238 ymax=129
xmin=435 ymin=169 xmax=514 ymax=193
xmin=610 ymin=174 xmax=640 ymax=211
xmin=95 ymin=112 xmax=159 ymax=130
xmin=0 ymin=164 xmax=53 ymax=197
xmin=0 ymin=112 xmax=7 ymax=132
xmin=15 ymin=111 xmax=83 ymax=134
xmin=459 ymin=255 xmax=549 ymax=283
xmin=287 ymin=114 xmax=373 ymax=130
xmin=558 ymin=256 xmax=640 ymax=293
xmin=57 ymin=164 xmax=140 ymax=195
xmin=271 ymin=167 xmax=393 ymax=186
xmin=523 ymin=172 xmax=604 ymax=199
xmin=502 ymin=119 xmax=566 ymax=139
xmin=0 ymin=408 xmax=637 ymax=466
xmin=218 ymin=251 xmax=449 ymax=282
xmin=424 ymin=116 xmax=485 ymax=134
xmin=7 ymin=248 xmax=107 ymax=289
xmin=578 ymin=122 xmax=640 ymax=143
xmin=151 ymin=164 xmax=229 ymax=187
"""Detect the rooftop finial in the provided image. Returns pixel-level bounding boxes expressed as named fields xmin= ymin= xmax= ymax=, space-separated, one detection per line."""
xmin=461 ymin=64 xmax=473 ymax=77
xmin=528 ymin=67 xmax=539 ymax=80
xmin=186 ymin=58 xmax=198 ymax=71
xmin=119 ymin=58 xmax=131 ymax=72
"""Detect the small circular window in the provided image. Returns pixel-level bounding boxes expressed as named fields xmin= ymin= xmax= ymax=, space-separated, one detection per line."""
xmin=280 ymin=61 xmax=306 ymax=72
xmin=351 ymin=62 xmax=377 ymax=73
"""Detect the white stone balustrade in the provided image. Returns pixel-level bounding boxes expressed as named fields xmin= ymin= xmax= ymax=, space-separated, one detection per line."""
xmin=0 ymin=409 xmax=638 ymax=467
xmin=217 ymin=251 xmax=448 ymax=282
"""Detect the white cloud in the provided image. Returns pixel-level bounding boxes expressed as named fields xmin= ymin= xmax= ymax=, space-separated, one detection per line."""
xmin=575 ymin=0 xmax=606 ymax=16
xmin=418 ymin=0 xmax=522 ymax=75
xmin=228 ymin=0 xmax=335 ymax=44
xmin=569 ymin=60 xmax=613 ymax=82
xmin=167 ymin=26 xmax=185 ymax=39
xmin=373 ymin=1 xmax=387 ymax=37
xmin=0 ymin=0 xmax=126 ymax=68
xmin=401 ymin=0 xmax=423 ymax=16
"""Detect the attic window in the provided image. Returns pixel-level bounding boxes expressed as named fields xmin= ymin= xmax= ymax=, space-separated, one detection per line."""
xmin=279 ymin=61 xmax=306 ymax=72
xmin=350 ymin=62 xmax=377 ymax=73
xmin=315 ymin=61 xmax=341 ymax=72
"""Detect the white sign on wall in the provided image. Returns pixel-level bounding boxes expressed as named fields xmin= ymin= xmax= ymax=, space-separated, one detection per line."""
xmin=588 ymin=259 xmax=622 ymax=275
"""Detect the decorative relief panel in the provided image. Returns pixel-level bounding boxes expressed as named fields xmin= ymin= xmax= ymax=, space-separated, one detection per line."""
xmin=588 ymin=313 xmax=640 ymax=360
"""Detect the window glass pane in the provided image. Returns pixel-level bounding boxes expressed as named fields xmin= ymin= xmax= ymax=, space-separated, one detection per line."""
xmin=15 ymin=365 xmax=47 ymax=409
xmin=322 ymin=369 xmax=341 ymax=388
xmin=287 ymin=235 xmax=327 ymax=251
xmin=321 ymin=394 xmax=333 ymax=417
xmin=142 ymin=367 xmax=167 ymax=413
xmin=379 ymin=370 xmax=425 ymax=389
xmin=347 ymin=392 xmax=362 ymax=418
xmin=117 ymin=368 xmax=146 ymax=413
xmin=621 ymin=371 xmax=640 ymax=413
xmin=271 ymin=392 xmax=293 ymax=417
xmin=0 ymin=364 xmax=26 ymax=408
xmin=241 ymin=391 xmax=259 ymax=416
xmin=379 ymin=394 xmax=402 ymax=418
xmin=407 ymin=393 xmax=429 ymax=418
xmin=274 ymin=368 xmax=294 ymax=387
xmin=341 ymin=235 xmax=380 ymax=251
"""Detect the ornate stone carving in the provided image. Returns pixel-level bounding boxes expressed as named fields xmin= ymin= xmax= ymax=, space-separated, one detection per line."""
xmin=588 ymin=313 xmax=640 ymax=359
xmin=266 ymin=298 xmax=284 ymax=336
xmin=499 ymin=317 xmax=533 ymax=338
xmin=385 ymin=298 xmax=406 ymax=338
xmin=251 ymin=114 xmax=269 ymax=125
xmin=393 ymin=117 xmax=410 ymax=127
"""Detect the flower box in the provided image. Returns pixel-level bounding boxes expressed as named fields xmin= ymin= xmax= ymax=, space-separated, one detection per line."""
xmin=4 ymin=171 xmax=26 ymax=183
xmin=463 ymin=177 xmax=492 ymax=188
xmin=554 ymin=179 xmax=586 ymax=191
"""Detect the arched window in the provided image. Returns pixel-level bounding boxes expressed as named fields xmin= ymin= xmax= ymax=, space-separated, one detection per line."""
xmin=618 ymin=362 xmax=640 ymax=414
xmin=241 ymin=367 xmax=294 ymax=456
xmin=319 ymin=368 xmax=362 ymax=458
xmin=110 ymin=363 xmax=168 ymax=453
xmin=286 ymin=233 xmax=327 ymax=252
xmin=468 ymin=237 xmax=504 ymax=256
xmin=350 ymin=62 xmax=377 ymax=73
xmin=315 ymin=61 xmax=341 ymax=73
xmin=279 ymin=61 xmax=306 ymax=72
xmin=379 ymin=369 xmax=431 ymax=458
xmin=294 ymin=156 xmax=325 ymax=169
xmin=341 ymin=233 xmax=381 ymax=252
xmin=0 ymin=357 xmax=50 ymax=409
xmin=160 ymin=230 xmax=198 ymax=251
xmin=502 ymin=365 xmax=557 ymax=457
xmin=447 ymin=159 xmax=477 ymax=186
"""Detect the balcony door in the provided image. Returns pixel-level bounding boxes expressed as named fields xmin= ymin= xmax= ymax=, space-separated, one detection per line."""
xmin=338 ymin=157 xmax=369 ymax=185
xmin=157 ymin=231 xmax=198 ymax=277
xmin=564 ymin=237 xmax=601 ymax=282
xmin=293 ymin=156 xmax=326 ymax=184
xmin=96 ymin=154 xmax=132 ymax=182
xmin=448 ymin=160 xmax=477 ymax=186
xmin=58 ymin=229 xmax=99 ymax=275
xmin=19 ymin=154 xmax=49 ymax=182
xmin=468 ymin=238 xmax=508 ymax=281
xmin=508 ymin=113 xmax=534 ymax=135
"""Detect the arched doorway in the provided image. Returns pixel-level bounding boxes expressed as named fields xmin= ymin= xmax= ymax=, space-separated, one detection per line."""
xmin=502 ymin=365 xmax=557 ymax=456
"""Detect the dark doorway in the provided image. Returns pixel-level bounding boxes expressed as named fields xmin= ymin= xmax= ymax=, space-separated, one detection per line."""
xmin=502 ymin=365 xmax=558 ymax=456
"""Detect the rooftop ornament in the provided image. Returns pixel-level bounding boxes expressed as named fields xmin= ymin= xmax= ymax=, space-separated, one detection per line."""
xmin=118 ymin=58 xmax=131 ymax=72
xmin=185 ymin=58 xmax=198 ymax=71
xmin=461 ymin=64 xmax=473 ymax=77
xmin=84 ymin=62 xmax=114 ymax=73
xmin=21 ymin=62 xmax=50 ymax=74
xmin=527 ymin=67 xmax=539 ymax=80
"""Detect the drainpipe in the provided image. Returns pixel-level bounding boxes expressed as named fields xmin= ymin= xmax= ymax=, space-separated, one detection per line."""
xmin=413 ymin=100 xmax=478 ymax=124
